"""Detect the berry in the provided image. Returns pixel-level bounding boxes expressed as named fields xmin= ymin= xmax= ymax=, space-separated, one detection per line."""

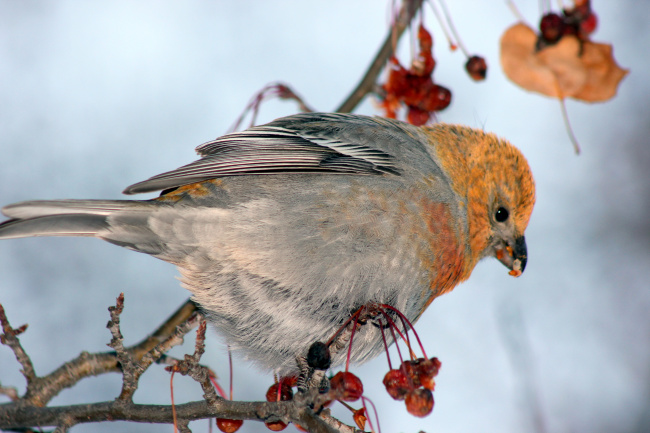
xmin=265 ymin=421 xmax=288 ymax=431
xmin=400 ymin=357 xmax=442 ymax=391
xmin=400 ymin=359 xmax=422 ymax=387
xmin=265 ymin=382 xmax=293 ymax=402
xmin=216 ymin=418 xmax=243 ymax=433
xmin=465 ymin=56 xmax=487 ymax=81
xmin=383 ymin=368 xmax=411 ymax=400
xmin=384 ymin=58 xmax=409 ymax=95
xmin=416 ymin=357 xmax=441 ymax=391
xmin=539 ymin=13 xmax=565 ymax=43
xmin=580 ymin=12 xmax=598 ymax=36
xmin=422 ymin=85 xmax=451 ymax=112
xmin=405 ymin=388 xmax=434 ymax=418
xmin=307 ymin=341 xmax=331 ymax=370
xmin=329 ymin=371 xmax=363 ymax=402
xmin=407 ymin=106 xmax=430 ymax=127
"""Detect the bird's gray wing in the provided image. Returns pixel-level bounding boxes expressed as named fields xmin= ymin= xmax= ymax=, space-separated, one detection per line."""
xmin=123 ymin=113 xmax=405 ymax=195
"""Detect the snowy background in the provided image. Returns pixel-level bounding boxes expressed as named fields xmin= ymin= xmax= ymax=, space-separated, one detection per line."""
xmin=1 ymin=1 xmax=649 ymax=432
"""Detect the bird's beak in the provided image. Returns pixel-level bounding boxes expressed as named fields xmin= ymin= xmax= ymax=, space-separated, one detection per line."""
xmin=495 ymin=236 xmax=528 ymax=277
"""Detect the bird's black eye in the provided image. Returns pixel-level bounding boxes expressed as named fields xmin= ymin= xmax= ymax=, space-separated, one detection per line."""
xmin=495 ymin=207 xmax=509 ymax=222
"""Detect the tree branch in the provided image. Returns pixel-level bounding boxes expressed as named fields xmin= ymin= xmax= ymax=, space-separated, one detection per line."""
xmin=0 ymin=299 xmax=199 ymax=408
xmin=1 ymin=299 xmax=352 ymax=432
xmin=336 ymin=0 xmax=424 ymax=113
xmin=0 ymin=398 xmax=342 ymax=432
xmin=0 ymin=305 xmax=36 ymax=387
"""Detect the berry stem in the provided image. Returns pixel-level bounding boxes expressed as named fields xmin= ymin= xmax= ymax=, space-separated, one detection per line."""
xmin=395 ymin=312 xmax=414 ymax=355
xmin=559 ymin=96 xmax=581 ymax=154
xmin=170 ymin=370 xmax=178 ymax=433
xmin=505 ymin=0 xmax=530 ymax=26
xmin=386 ymin=314 xmax=405 ymax=363
xmin=228 ymin=346 xmax=234 ymax=400
xmin=345 ymin=312 xmax=361 ymax=372
xmin=379 ymin=325 xmax=393 ymax=370
xmin=209 ymin=376 xmax=228 ymax=399
xmin=426 ymin=0 xmax=458 ymax=50
xmin=430 ymin=0 xmax=469 ymax=56
xmin=326 ymin=306 xmax=364 ymax=347
xmin=380 ymin=304 xmax=428 ymax=359
xmin=390 ymin=0 xmax=399 ymax=55
xmin=361 ymin=396 xmax=382 ymax=433
xmin=338 ymin=399 xmax=355 ymax=412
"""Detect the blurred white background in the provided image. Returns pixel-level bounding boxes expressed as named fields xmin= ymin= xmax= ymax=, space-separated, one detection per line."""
xmin=1 ymin=1 xmax=648 ymax=432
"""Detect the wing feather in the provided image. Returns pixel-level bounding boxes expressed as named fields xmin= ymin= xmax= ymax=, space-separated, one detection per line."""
xmin=123 ymin=113 xmax=404 ymax=195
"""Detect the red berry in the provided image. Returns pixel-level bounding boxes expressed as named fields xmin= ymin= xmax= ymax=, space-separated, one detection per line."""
xmin=400 ymin=357 xmax=442 ymax=390
xmin=216 ymin=418 xmax=243 ymax=433
xmin=465 ymin=55 xmax=487 ymax=81
xmin=330 ymin=371 xmax=363 ymax=402
xmin=417 ymin=25 xmax=433 ymax=52
xmin=580 ymin=12 xmax=598 ymax=36
xmin=562 ymin=23 xmax=578 ymax=37
xmin=404 ymin=388 xmax=434 ymax=418
xmin=422 ymin=85 xmax=451 ymax=112
xmin=265 ymin=382 xmax=293 ymax=402
xmin=384 ymin=57 xmax=410 ymax=96
xmin=400 ymin=359 xmax=422 ymax=387
xmin=383 ymin=369 xmax=411 ymax=400
xmin=411 ymin=53 xmax=436 ymax=77
xmin=416 ymin=357 xmax=441 ymax=391
xmin=265 ymin=421 xmax=288 ymax=431
xmin=539 ymin=13 xmax=565 ymax=43
xmin=406 ymin=106 xmax=430 ymax=126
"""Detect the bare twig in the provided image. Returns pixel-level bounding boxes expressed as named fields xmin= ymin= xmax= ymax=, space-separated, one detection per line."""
xmin=336 ymin=0 xmax=425 ymax=113
xmin=0 ymin=304 xmax=36 ymax=387
xmin=0 ymin=299 xmax=200 ymax=408
xmin=1 ymin=301 xmax=345 ymax=431
xmin=109 ymin=294 xmax=202 ymax=403
xmin=165 ymin=321 xmax=220 ymax=406
xmin=0 ymin=384 xmax=19 ymax=402
xmin=107 ymin=293 xmax=141 ymax=402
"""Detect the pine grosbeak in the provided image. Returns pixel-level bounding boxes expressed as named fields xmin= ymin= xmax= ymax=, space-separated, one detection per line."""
xmin=0 ymin=113 xmax=535 ymax=373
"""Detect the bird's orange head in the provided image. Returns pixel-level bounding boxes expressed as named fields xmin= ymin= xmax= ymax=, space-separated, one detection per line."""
xmin=425 ymin=124 xmax=536 ymax=277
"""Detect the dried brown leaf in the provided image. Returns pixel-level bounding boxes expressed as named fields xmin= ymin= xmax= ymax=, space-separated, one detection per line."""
xmin=573 ymin=41 xmax=629 ymax=101
xmin=500 ymin=22 xmax=628 ymax=102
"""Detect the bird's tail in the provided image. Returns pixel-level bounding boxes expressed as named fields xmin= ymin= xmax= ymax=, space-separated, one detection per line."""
xmin=0 ymin=200 xmax=129 ymax=239
xmin=0 ymin=199 xmax=169 ymax=257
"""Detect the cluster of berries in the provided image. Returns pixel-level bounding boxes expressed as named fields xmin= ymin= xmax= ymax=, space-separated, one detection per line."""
xmin=217 ymin=303 xmax=441 ymax=431
xmin=381 ymin=24 xmax=452 ymax=126
xmin=538 ymin=0 xmax=598 ymax=48
xmin=383 ymin=356 xmax=440 ymax=417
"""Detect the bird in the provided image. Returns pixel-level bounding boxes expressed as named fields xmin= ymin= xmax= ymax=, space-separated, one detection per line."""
xmin=0 ymin=112 xmax=535 ymax=375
